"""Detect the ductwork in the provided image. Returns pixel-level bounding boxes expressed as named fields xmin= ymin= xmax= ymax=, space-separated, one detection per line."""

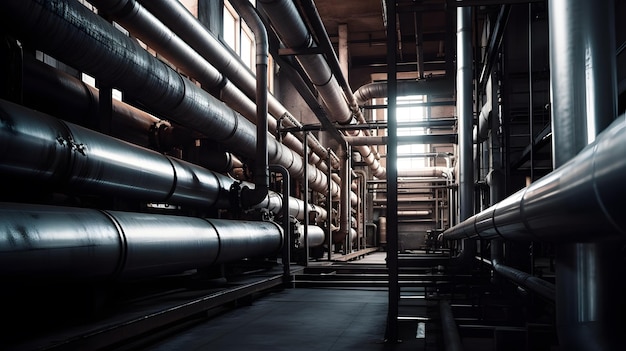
xmin=0 ymin=202 xmax=282 ymax=279
xmin=442 ymin=114 xmax=626 ymax=242
xmin=354 ymin=78 xmax=454 ymax=106
xmin=0 ymin=0 xmax=341 ymax=199
xmin=134 ymin=0 xmax=339 ymax=170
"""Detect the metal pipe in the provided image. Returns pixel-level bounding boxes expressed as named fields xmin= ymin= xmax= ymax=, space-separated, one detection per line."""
xmin=548 ymin=1 xmax=620 ymax=350
xmin=442 ymin=106 xmax=626 ymax=241
xmin=354 ymin=79 xmax=454 ymax=106
xmin=440 ymin=300 xmax=463 ymax=351
xmin=0 ymin=0 xmax=341 ymax=198
xmin=269 ymin=164 xmax=291 ymax=284
xmin=336 ymin=144 xmax=352 ymax=244
xmin=0 ymin=98 xmax=326 ymax=222
xmin=0 ymin=98 xmax=227 ymax=207
xmin=231 ymin=0 xmax=269 ymax=207
xmin=449 ymin=6 xmax=476 ymax=265
xmin=0 ymin=202 xmax=282 ymax=279
xmin=345 ymin=134 xmax=457 ymax=146
xmin=258 ymin=0 xmax=386 ymax=179
xmin=135 ymin=0 xmax=339 ymax=170
xmin=295 ymin=224 xmax=326 ymax=248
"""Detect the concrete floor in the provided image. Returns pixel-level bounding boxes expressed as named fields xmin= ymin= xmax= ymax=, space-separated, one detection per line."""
xmin=143 ymin=287 xmax=427 ymax=351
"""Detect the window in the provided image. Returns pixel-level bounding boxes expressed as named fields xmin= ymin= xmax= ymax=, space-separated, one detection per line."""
xmin=222 ymin=0 xmax=274 ymax=92
xmin=395 ymin=95 xmax=428 ymax=170
xmin=223 ymin=0 xmax=256 ymax=71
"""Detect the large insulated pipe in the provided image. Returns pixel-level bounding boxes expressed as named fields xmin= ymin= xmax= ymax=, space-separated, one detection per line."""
xmin=0 ymin=99 xmax=231 ymax=208
xmin=354 ymin=79 xmax=454 ymax=106
xmin=0 ymin=98 xmax=324 ymax=220
xmin=548 ymin=1 xmax=620 ymax=350
xmin=134 ymin=0 xmax=339 ymax=170
xmin=0 ymin=0 xmax=340 ymax=198
xmin=442 ymin=116 xmax=626 ymax=242
xmin=257 ymin=0 xmax=386 ymax=178
xmin=85 ymin=0 xmax=309 ymax=168
xmin=0 ymin=203 xmax=282 ymax=279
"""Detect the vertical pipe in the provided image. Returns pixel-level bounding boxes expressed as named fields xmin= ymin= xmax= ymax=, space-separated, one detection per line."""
xmin=528 ymin=3 xmax=534 ymax=183
xmin=303 ymin=132 xmax=310 ymax=266
xmin=384 ymin=0 xmax=399 ymax=343
xmin=327 ymin=148 xmax=333 ymax=261
xmin=548 ymin=1 xmax=620 ymax=350
xmin=455 ymin=6 xmax=476 ymax=263
xmin=270 ymin=165 xmax=291 ymax=285
xmin=458 ymin=6 xmax=474 ymax=222
xmin=339 ymin=143 xmax=352 ymax=254
xmin=232 ymin=0 xmax=269 ymax=205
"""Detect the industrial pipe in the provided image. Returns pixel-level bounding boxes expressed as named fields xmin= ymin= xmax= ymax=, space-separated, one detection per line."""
xmin=135 ymin=0 xmax=340 ymax=170
xmin=0 ymin=0 xmax=341 ymax=198
xmin=442 ymin=114 xmax=626 ymax=242
xmin=354 ymin=78 xmax=454 ymax=106
xmin=257 ymin=0 xmax=386 ymax=179
xmin=0 ymin=98 xmax=326 ymax=221
xmin=440 ymin=300 xmax=463 ymax=351
xmin=0 ymin=202 xmax=282 ymax=279
xmin=231 ymin=0 xmax=269 ymax=207
xmin=294 ymin=224 xmax=326 ymax=248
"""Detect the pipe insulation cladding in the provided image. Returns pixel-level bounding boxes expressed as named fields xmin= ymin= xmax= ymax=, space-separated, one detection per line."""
xmin=0 ymin=99 xmax=325 ymax=222
xmin=443 ymin=114 xmax=626 ymax=242
xmin=0 ymin=203 xmax=283 ymax=279
xmin=0 ymin=0 xmax=341 ymax=198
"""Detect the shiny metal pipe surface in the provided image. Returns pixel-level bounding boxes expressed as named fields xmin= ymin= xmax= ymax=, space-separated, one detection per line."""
xmin=354 ymin=79 xmax=454 ymax=106
xmin=0 ymin=99 xmax=229 ymax=207
xmin=0 ymin=203 xmax=283 ymax=279
xmin=443 ymin=115 xmax=626 ymax=242
xmin=136 ymin=0 xmax=338 ymax=169
xmin=0 ymin=0 xmax=339 ymax=197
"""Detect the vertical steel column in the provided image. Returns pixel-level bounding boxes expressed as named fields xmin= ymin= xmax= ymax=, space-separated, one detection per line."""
xmin=548 ymin=1 xmax=620 ymax=350
xmin=384 ymin=0 xmax=399 ymax=343
xmin=270 ymin=165 xmax=291 ymax=285
xmin=303 ymin=132 xmax=309 ymax=266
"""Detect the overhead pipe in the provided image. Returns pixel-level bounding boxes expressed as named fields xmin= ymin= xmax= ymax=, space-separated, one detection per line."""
xmin=354 ymin=78 xmax=454 ymax=106
xmin=134 ymin=0 xmax=339 ymax=170
xmin=24 ymin=57 xmax=238 ymax=173
xmin=0 ymin=0 xmax=341 ymax=199
xmin=257 ymin=0 xmax=386 ymax=179
xmin=0 ymin=202 xmax=283 ymax=280
xmin=21 ymin=55 xmax=188 ymax=150
xmin=86 ymin=0 xmax=318 ymax=174
xmin=293 ymin=0 xmax=383 ymax=173
xmin=0 ymin=98 xmax=324 ymax=222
